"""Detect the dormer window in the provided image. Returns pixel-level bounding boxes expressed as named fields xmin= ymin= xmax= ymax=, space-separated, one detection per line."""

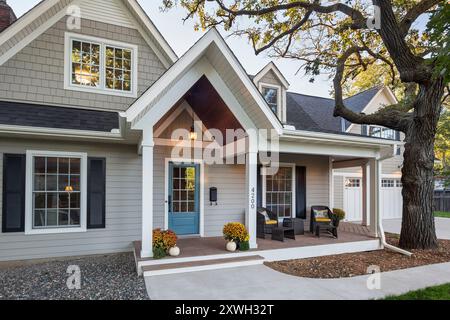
xmin=261 ymin=86 xmax=279 ymax=115
xmin=65 ymin=33 xmax=138 ymax=98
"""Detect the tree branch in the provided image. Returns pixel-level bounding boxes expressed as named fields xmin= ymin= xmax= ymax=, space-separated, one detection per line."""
xmin=399 ymin=0 xmax=443 ymax=37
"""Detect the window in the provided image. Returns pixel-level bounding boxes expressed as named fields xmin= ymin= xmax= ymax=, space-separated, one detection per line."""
xmin=396 ymin=179 xmax=403 ymax=188
xmin=26 ymin=151 xmax=87 ymax=234
xmin=345 ymin=178 xmax=361 ymax=188
xmin=264 ymin=166 xmax=294 ymax=218
xmin=368 ymin=125 xmax=396 ymax=140
xmin=65 ymin=33 xmax=137 ymax=97
xmin=261 ymin=86 xmax=279 ymax=115
xmin=381 ymin=179 xmax=395 ymax=188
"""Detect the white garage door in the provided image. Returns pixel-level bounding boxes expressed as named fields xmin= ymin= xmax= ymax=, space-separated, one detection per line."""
xmin=380 ymin=178 xmax=403 ymax=219
xmin=344 ymin=178 xmax=363 ymax=221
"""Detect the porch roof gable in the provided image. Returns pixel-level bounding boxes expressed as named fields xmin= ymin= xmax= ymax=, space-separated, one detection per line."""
xmin=124 ymin=28 xmax=284 ymax=134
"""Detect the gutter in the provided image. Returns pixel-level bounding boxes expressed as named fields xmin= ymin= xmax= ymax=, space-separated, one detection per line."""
xmin=376 ymin=153 xmax=413 ymax=257
xmin=282 ymin=128 xmax=398 ymax=147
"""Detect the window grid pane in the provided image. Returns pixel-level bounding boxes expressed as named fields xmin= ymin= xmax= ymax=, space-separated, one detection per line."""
xmin=265 ymin=167 xmax=293 ymax=218
xmin=32 ymin=156 xmax=82 ymax=229
xmin=172 ymin=167 xmax=196 ymax=213
xmin=105 ymin=46 xmax=132 ymax=92
xmin=262 ymin=87 xmax=278 ymax=115
xmin=71 ymin=40 xmax=100 ymax=87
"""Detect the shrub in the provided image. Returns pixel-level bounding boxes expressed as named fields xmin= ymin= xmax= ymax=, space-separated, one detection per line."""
xmin=332 ymin=208 xmax=346 ymax=221
xmin=223 ymin=222 xmax=249 ymax=242
xmin=239 ymin=241 xmax=250 ymax=251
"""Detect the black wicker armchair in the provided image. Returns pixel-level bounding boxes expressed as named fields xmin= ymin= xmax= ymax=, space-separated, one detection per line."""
xmin=257 ymin=207 xmax=294 ymax=239
xmin=310 ymin=206 xmax=338 ymax=238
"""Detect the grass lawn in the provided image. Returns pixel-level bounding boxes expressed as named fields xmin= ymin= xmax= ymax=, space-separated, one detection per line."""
xmin=435 ymin=211 xmax=450 ymax=218
xmin=385 ymin=283 xmax=450 ymax=300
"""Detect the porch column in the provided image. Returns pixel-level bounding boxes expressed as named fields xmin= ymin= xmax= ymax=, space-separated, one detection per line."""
xmin=368 ymin=158 xmax=381 ymax=237
xmin=362 ymin=164 xmax=368 ymax=226
xmin=141 ymin=130 xmax=154 ymax=258
xmin=245 ymin=138 xmax=258 ymax=249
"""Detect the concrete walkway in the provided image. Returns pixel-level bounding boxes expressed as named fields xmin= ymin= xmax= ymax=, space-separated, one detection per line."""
xmin=145 ymin=262 xmax=450 ymax=300
xmin=383 ymin=218 xmax=450 ymax=240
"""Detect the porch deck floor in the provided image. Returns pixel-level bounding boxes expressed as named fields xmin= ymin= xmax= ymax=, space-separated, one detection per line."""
xmin=135 ymin=222 xmax=374 ymax=261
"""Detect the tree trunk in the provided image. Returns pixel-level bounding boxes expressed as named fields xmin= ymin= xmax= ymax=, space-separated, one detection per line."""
xmin=399 ymin=79 xmax=445 ymax=249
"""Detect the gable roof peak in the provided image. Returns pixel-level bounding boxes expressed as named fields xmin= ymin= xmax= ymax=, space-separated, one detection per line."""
xmin=253 ymin=61 xmax=290 ymax=89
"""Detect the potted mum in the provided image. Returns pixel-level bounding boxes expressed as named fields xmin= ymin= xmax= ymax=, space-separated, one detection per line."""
xmin=223 ymin=222 xmax=250 ymax=251
xmin=152 ymin=229 xmax=179 ymax=259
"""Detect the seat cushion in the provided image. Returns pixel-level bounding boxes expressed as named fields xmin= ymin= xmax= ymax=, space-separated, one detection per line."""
xmin=265 ymin=220 xmax=278 ymax=225
xmin=316 ymin=218 xmax=331 ymax=223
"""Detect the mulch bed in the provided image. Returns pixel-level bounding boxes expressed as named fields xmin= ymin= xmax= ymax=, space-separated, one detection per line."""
xmin=265 ymin=234 xmax=450 ymax=279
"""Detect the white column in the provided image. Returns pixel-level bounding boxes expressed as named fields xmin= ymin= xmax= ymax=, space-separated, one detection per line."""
xmin=141 ymin=130 xmax=154 ymax=258
xmin=368 ymin=158 xmax=381 ymax=237
xmin=245 ymin=131 xmax=258 ymax=249
xmin=362 ymin=164 xmax=368 ymax=226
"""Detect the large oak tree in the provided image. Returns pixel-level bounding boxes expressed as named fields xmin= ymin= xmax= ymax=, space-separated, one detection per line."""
xmin=163 ymin=0 xmax=450 ymax=249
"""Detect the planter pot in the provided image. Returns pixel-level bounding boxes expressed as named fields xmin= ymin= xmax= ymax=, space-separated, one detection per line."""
xmin=226 ymin=241 xmax=237 ymax=252
xmin=169 ymin=246 xmax=180 ymax=257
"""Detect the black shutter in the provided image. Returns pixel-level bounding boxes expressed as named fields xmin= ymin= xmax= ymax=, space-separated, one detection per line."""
xmin=257 ymin=166 xmax=262 ymax=208
xmin=395 ymin=131 xmax=401 ymax=141
xmin=295 ymin=166 xmax=307 ymax=219
xmin=361 ymin=125 xmax=368 ymax=136
xmin=2 ymin=154 xmax=26 ymax=233
xmin=87 ymin=157 xmax=106 ymax=229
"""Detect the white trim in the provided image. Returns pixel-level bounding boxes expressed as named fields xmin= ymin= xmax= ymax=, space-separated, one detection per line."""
xmin=126 ymin=0 xmax=178 ymax=63
xmin=259 ymin=82 xmax=282 ymax=120
xmin=25 ymin=150 xmax=88 ymax=235
xmin=333 ymin=172 xmax=401 ymax=178
xmin=143 ymin=258 xmax=263 ymax=277
xmin=0 ymin=8 xmax=67 ymax=66
xmin=329 ymin=157 xmax=334 ymax=209
xmin=164 ymin=158 xmax=205 ymax=237
xmin=0 ymin=124 xmax=125 ymax=141
xmin=64 ymin=32 xmax=139 ymax=98
xmin=261 ymin=163 xmax=296 ymax=219
xmin=252 ymin=62 xmax=290 ymax=89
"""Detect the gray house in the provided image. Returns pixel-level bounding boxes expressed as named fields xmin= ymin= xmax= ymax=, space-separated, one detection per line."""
xmin=0 ymin=0 xmax=402 ymax=273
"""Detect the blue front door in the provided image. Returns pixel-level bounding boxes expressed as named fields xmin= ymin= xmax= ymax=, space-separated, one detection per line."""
xmin=168 ymin=162 xmax=200 ymax=235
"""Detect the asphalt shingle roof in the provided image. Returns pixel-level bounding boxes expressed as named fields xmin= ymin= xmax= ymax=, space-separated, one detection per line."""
xmin=286 ymin=86 xmax=382 ymax=133
xmin=0 ymin=101 xmax=120 ymax=132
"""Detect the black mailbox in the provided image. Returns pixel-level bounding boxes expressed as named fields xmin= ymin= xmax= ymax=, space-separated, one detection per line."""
xmin=209 ymin=187 xmax=218 ymax=205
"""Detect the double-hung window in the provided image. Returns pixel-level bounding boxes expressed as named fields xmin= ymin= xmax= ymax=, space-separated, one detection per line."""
xmin=26 ymin=151 xmax=87 ymax=234
xmin=263 ymin=166 xmax=295 ymax=218
xmin=65 ymin=33 xmax=138 ymax=97
xmin=368 ymin=125 xmax=396 ymax=140
xmin=261 ymin=85 xmax=280 ymax=116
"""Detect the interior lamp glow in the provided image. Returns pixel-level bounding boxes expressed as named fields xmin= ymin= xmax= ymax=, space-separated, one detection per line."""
xmin=190 ymin=124 xmax=198 ymax=141
xmin=65 ymin=185 xmax=74 ymax=192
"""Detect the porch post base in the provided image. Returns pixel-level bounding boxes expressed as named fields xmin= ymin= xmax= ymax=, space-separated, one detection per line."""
xmin=141 ymin=250 xmax=153 ymax=259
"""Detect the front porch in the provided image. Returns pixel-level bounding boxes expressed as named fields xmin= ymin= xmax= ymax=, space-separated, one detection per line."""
xmin=134 ymin=222 xmax=380 ymax=275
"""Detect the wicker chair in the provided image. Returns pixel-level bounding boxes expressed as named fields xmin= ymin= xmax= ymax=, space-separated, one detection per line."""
xmin=310 ymin=206 xmax=338 ymax=238
xmin=257 ymin=207 xmax=278 ymax=238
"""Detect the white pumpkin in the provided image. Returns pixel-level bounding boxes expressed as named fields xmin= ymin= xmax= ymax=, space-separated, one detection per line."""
xmin=226 ymin=241 xmax=237 ymax=252
xmin=169 ymin=246 xmax=180 ymax=257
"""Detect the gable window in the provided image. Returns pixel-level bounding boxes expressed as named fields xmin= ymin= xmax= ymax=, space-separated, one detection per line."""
xmin=263 ymin=165 xmax=295 ymax=219
xmin=381 ymin=179 xmax=395 ymax=188
xmin=65 ymin=33 xmax=138 ymax=97
xmin=261 ymin=86 xmax=279 ymax=116
xmin=26 ymin=151 xmax=87 ymax=234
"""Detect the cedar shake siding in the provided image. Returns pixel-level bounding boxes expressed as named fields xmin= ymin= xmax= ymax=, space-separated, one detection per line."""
xmin=0 ymin=17 xmax=166 ymax=112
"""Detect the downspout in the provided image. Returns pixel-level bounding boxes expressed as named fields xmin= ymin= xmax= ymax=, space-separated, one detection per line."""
xmin=376 ymin=151 xmax=413 ymax=257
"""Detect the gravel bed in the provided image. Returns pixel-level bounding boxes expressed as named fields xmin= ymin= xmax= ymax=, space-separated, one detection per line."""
xmin=266 ymin=234 xmax=450 ymax=279
xmin=0 ymin=253 xmax=148 ymax=300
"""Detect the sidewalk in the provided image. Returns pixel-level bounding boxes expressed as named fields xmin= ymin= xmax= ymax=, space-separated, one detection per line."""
xmin=145 ymin=262 xmax=450 ymax=300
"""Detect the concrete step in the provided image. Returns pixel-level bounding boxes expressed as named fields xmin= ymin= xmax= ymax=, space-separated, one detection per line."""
xmin=142 ymin=255 xmax=265 ymax=277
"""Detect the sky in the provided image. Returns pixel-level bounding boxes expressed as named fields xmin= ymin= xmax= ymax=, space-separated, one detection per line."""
xmin=6 ymin=0 xmax=405 ymax=99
